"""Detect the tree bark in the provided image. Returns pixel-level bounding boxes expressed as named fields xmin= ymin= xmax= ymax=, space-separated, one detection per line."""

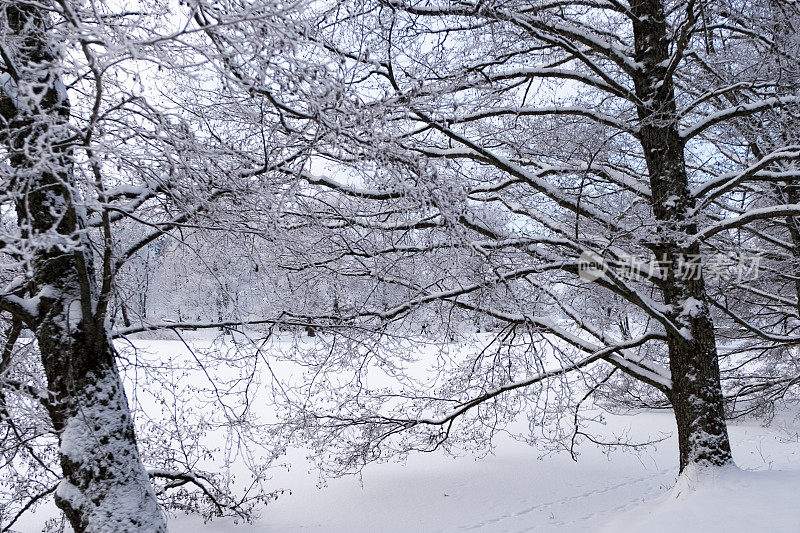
xmin=0 ymin=4 xmax=165 ymax=531
xmin=631 ymin=0 xmax=733 ymax=471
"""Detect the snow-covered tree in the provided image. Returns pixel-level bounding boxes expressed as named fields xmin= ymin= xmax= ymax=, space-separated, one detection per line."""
xmin=4 ymin=0 xmax=800 ymax=529
xmin=0 ymin=0 xmax=331 ymax=529
xmin=265 ymin=0 xmax=800 ymax=477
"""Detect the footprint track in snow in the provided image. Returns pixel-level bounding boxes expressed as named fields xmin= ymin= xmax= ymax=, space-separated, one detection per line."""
xmin=456 ymin=468 xmax=674 ymax=532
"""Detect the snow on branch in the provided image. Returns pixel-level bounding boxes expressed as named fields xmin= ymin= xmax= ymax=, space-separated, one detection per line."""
xmin=307 ymin=332 xmax=667 ymax=432
xmin=690 ymin=146 xmax=800 ymax=205
xmin=439 ymin=105 xmax=638 ymax=135
xmin=680 ymin=96 xmax=800 ymax=141
xmin=692 ymin=204 xmax=800 ymax=244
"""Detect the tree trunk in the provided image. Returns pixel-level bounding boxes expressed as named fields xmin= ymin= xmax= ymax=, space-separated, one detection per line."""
xmin=40 ymin=317 xmax=165 ymax=532
xmin=631 ymin=0 xmax=733 ymax=471
xmin=0 ymin=4 xmax=165 ymax=531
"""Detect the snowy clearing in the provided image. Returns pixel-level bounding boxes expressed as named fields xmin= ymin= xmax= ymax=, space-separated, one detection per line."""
xmin=12 ymin=339 xmax=800 ymax=533
xmin=171 ymin=412 xmax=800 ymax=533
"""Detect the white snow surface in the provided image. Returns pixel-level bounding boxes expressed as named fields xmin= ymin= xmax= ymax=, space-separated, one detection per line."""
xmin=169 ymin=412 xmax=800 ymax=533
xmin=12 ymin=338 xmax=800 ymax=532
xmin=603 ymin=465 xmax=800 ymax=533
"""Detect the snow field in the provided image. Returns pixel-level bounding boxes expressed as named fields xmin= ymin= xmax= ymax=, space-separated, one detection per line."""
xmin=11 ymin=337 xmax=800 ymax=532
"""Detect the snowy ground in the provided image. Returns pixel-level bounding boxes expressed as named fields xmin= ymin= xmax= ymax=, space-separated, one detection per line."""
xmin=168 ymin=411 xmax=800 ymax=533
xmin=11 ymin=338 xmax=800 ymax=532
